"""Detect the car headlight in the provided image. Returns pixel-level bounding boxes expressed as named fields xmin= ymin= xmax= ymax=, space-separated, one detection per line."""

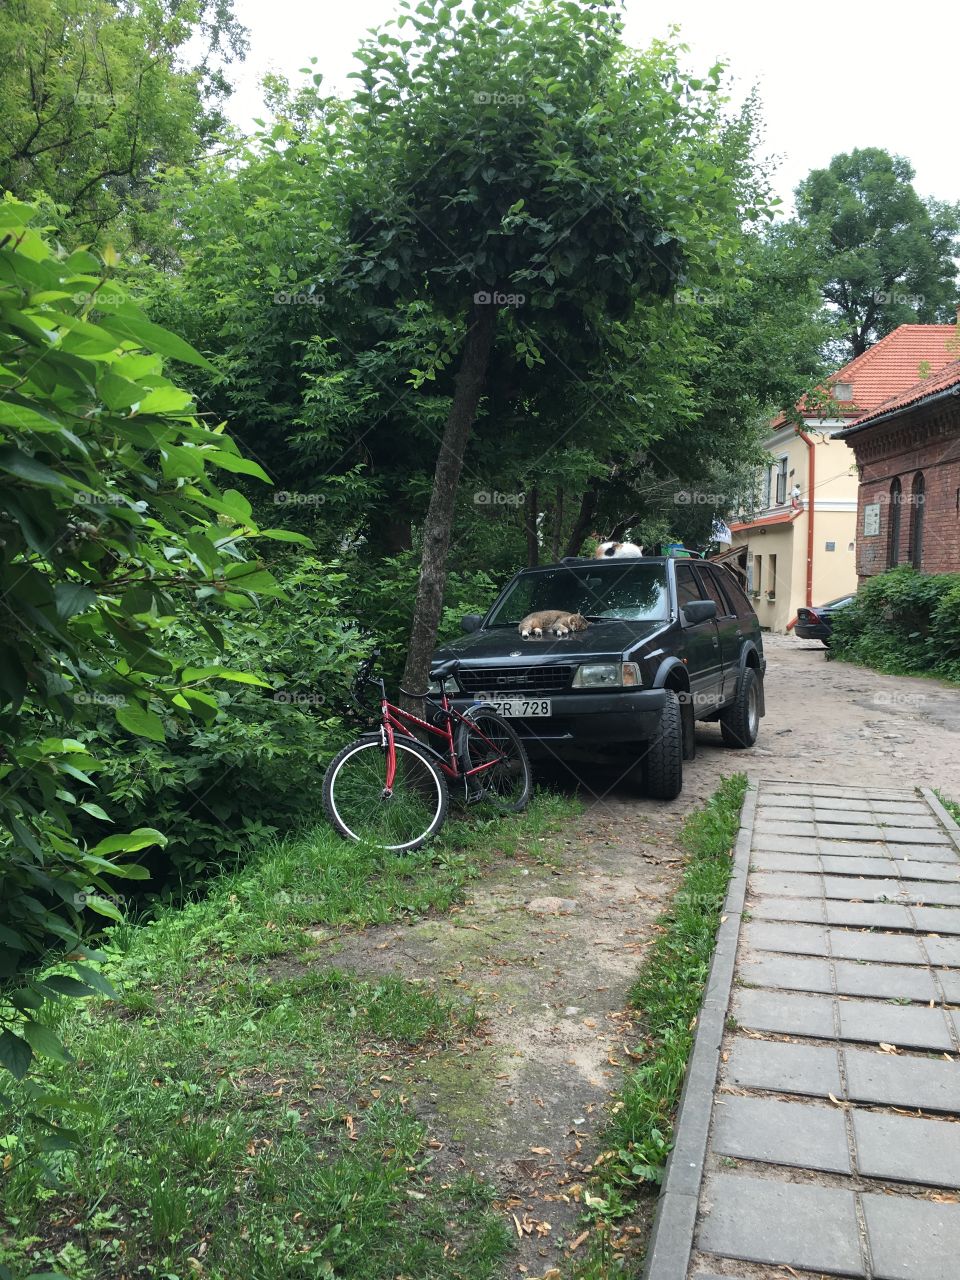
xmin=572 ymin=662 xmax=641 ymax=688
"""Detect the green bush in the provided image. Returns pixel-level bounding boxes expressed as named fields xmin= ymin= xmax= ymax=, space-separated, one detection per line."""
xmin=830 ymin=568 xmax=960 ymax=681
xmin=75 ymin=558 xmax=369 ymax=891
xmin=0 ymin=200 xmax=310 ymax=1084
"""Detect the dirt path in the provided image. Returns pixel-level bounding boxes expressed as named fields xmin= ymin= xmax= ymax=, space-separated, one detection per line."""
xmin=308 ymin=637 xmax=960 ymax=1277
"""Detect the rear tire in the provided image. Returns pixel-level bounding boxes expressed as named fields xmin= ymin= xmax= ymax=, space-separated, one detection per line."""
xmin=323 ymin=737 xmax=448 ymax=851
xmin=644 ymin=690 xmax=683 ymax=800
xmin=455 ymin=708 xmax=533 ymax=813
xmin=719 ymin=667 xmax=761 ymax=749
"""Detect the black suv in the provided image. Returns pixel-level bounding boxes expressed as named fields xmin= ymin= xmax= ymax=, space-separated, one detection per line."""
xmin=430 ymin=557 xmax=765 ymax=799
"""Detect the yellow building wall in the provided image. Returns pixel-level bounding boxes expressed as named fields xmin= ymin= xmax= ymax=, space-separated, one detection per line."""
xmin=737 ymin=427 xmax=859 ymax=630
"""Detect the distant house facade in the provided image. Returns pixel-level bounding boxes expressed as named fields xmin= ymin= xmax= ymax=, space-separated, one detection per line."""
xmin=839 ymin=358 xmax=960 ymax=578
xmin=724 ymin=322 xmax=960 ymax=630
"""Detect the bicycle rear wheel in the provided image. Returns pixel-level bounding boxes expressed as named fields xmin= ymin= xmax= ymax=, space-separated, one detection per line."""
xmin=323 ymin=737 xmax=448 ymax=852
xmin=455 ymin=709 xmax=533 ymax=813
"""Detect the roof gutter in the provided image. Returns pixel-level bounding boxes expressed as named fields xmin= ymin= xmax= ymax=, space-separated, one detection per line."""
xmin=799 ymin=431 xmax=815 ymax=609
xmin=837 ymin=383 xmax=960 ymax=440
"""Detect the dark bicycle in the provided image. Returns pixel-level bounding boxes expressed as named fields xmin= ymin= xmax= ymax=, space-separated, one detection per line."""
xmin=322 ymin=651 xmax=532 ymax=851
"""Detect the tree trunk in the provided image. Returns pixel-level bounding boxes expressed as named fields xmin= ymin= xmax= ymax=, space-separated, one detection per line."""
xmin=400 ymin=304 xmax=497 ymax=705
xmin=551 ymin=487 xmax=564 ymax=561
xmin=564 ymin=485 xmax=599 ymax=558
xmin=525 ymin=486 xmax=539 ymax=567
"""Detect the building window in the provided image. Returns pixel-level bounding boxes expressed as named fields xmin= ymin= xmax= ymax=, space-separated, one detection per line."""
xmin=887 ymin=478 xmax=902 ymax=568
xmin=775 ymin=456 xmax=788 ymax=505
xmin=767 ymin=554 xmax=777 ymax=600
xmin=752 ymin=554 xmax=762 ymax=597
xmin=761 ymin=466 xmax=772 ymax=510
xmin=834 ymin=381 xmax=853 ymax=401
xmin=910 ymin=472 xmax=925 ymax=571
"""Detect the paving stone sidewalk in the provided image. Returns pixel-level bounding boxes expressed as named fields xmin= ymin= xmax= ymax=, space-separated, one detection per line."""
xmin=646 ymin=779 xmax=960 ymax=1280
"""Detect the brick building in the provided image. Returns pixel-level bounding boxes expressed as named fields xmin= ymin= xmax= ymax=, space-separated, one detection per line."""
xmin=838 ymin=357 xmax=960 ymax=578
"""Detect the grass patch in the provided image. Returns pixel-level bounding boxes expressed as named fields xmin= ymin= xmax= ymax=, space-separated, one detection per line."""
xmin=0 ymin=791 xmax=577 ymax=1280
xmin=934 ymin=790 xmax=960 ymax=825
xmin=569 ymin=774 xmax=748 ymax=1277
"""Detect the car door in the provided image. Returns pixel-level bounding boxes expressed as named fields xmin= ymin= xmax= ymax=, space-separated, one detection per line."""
xmin=674 ymin=563 xmax=723 ymax=714
xmin=695 ymin=565 xmax=742 ymax=704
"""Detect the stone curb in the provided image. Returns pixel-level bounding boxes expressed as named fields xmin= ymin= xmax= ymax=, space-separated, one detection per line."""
xmin=642 ymin=776 xmax=758 ymax=1280
xmin=920 ymin=786 xmax=960 ymax=854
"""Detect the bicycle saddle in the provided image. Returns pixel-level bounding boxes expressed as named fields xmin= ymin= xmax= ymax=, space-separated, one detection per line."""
xmin=430 ymin=659 xmax=461 ymax=680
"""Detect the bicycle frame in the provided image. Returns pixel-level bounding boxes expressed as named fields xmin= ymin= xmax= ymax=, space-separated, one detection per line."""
xmin=375 ymin=688 xmax=505 ymax=791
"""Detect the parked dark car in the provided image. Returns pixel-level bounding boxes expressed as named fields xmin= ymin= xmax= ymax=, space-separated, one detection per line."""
xmin=795 ymin=595 xmax=855 ymax=647
xmin=430 ymin=556 xmax=766 ymax=799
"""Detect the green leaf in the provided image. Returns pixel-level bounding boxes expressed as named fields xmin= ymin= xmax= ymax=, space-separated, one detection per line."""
xmin=22 ymin=1020 xmax=72 ymax=1064
xmin=54 ymin=582 xmax=97 ymax=619
xmin=78 ymin=802 xmax=112 ymax=822
xmin=69 ymin=964 xmax=118 ymax=999
xmin=38 ymin=975 xmax=98 ymax=999
xmin=94 ymin=303 xmax=217 ymax=372
xmin=80 ymin=895 xmax=124 ymax=922
xmin=0 ymin=446 xmax=67 ymax=489
xmin=0 ymin=1030 xmax=32 ymax=1079
xmin=115 ymin=703 xmax=165 ymax=742
xmin=89 ymin=827 xmax=165 ymax=857
xmin=208 ymin=450 xmax=272 ymax=481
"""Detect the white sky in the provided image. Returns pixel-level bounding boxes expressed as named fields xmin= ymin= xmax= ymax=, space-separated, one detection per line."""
xmin=223 ymin=0 xmax=960 ymax=214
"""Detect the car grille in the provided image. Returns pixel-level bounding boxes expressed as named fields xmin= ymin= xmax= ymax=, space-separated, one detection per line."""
xmin=458 ymin=665 xmax=575 ymax=696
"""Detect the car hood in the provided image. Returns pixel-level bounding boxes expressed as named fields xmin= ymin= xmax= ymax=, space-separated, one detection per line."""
xmin=433 ymin=619 xmax=671 ymax=665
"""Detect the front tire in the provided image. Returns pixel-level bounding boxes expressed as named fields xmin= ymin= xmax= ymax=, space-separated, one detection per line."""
xmin=455 ymin=708 xmax=533 ymax=813
xmin=719 ymin=667 xmax=761 ymax=748
xmin=323 ymin=737 xmax=448 ymax=852
xmin=644 ymin=690 xmax=683 ymax=800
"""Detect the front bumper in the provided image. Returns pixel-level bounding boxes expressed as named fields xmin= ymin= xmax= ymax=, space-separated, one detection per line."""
xmin=451 ymin=688 xmax=667 ymax=751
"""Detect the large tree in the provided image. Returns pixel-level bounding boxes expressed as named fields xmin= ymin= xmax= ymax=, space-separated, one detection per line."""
xmin=336 ymin=0 xmax=769 ymax=697
xmin=795 ymin=148 xmax=960 ymax=358
xmin=0 ymin=0 xmax=246 ymax=241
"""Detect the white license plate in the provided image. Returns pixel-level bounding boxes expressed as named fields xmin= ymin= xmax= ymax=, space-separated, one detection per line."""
xmin=487 ymin=699 xmax=551 ymax=717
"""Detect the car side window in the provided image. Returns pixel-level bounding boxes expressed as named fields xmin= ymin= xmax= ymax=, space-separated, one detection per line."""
xmin=675 ymin=564 xmax=704 ymax=608
xmin=696 ymin=567 xmax=734 ymax=616
xmin=714 ymin=568 xmax=754 ymax=618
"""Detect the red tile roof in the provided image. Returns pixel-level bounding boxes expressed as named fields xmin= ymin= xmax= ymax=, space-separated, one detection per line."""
xmin=773 ymin=324 xmax=959 ymax=426
xmin=839 ymin=357 xmax=960 ymax=437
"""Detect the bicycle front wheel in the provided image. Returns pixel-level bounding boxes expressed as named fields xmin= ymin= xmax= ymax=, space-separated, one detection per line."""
xmin=455 ymin=709 xmax=533 ymax=813
xmin=323 ymin=738 xmax=449 ymax=852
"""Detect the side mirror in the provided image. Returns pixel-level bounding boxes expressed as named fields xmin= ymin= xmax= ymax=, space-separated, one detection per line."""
xmin=461 ymin=614 xmax=483 ymax=633
xmin=682 ymin=599 xmax=717 ymax=626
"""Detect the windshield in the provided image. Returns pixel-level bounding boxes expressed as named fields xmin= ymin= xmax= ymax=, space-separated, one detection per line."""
xmin=486 ymin=564 xmax=670 ymax=625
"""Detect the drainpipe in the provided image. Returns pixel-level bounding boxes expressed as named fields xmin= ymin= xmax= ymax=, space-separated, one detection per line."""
xmin=798 ymin=430 xmax=815 ymax=607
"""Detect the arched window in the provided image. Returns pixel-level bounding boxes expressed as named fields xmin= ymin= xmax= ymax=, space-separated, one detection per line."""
xmin=910 ymin=472 xmax=925 ymax=571
xmin=887 ymin=477 xmax=902 ymax=568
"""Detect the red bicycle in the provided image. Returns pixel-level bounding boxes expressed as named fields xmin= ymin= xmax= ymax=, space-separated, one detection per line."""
xmin=322 ymin=650 xmax=533 ymax=851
